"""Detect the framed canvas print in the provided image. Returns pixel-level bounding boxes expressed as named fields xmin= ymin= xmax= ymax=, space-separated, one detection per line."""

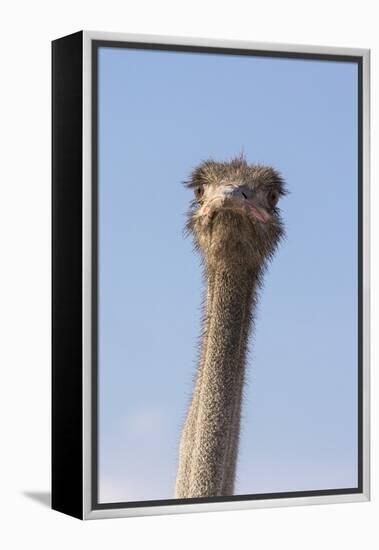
xmin=52 ymin=30 xmax=370 ymax=520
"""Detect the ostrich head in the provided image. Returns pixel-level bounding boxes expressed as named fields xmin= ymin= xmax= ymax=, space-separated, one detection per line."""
xmin=186 ymin=156 xmax=287 ymax=272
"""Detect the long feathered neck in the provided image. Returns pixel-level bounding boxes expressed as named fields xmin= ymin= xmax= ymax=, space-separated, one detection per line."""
xmin=176 ymin=260 xmax=258 ymax=498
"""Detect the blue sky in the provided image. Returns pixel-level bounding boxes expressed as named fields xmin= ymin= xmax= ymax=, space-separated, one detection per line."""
xmin=97 ymin=46 xmax=358 ymax=503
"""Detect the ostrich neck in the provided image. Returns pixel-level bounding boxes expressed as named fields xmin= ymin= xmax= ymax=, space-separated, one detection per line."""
xmin=185 ymin=260 xmax=255 ymax=497
xmin=175 ymin=269 xmax=215 ymax=498
xmin=221 ymin=280 xmax=254 ymax=495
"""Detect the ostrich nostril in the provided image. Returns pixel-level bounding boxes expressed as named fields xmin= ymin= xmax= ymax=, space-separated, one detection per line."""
xmin=223 ymin=186 xmax=247 ymax=199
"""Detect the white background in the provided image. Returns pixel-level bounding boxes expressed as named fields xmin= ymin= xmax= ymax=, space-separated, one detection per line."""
xmin=0 ymin=1 xmax=377 ymax=548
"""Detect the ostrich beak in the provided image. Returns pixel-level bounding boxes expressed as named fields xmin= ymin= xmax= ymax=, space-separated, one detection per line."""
xmin=247 ymin=204 xmax=271 ymax=223
xmin=221 ymin=184 xmax=271 ymax=223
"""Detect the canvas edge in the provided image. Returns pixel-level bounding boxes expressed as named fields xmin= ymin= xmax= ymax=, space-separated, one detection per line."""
xmin=83 ymin=30 xmax=92 ymax=520
xmin=82 ymin=29 xmax=370 ymax=57
xmin=361 ymin=47 xmax=370 ymax=503
xmin=85 ymin=493 xmax=369 ymax=521
xmin=81 ymin=30 xmax=370 ymax=520
xmin=51 ymin=30 xmax=84 ymax=520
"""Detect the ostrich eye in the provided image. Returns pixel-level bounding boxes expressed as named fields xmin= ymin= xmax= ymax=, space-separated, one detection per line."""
xmin=268 ymin=190 xmax=279 ymax=208
xmin=194 ymin=186 xmax=204 ymax=202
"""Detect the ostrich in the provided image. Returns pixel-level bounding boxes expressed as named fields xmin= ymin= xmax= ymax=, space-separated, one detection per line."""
xmin=175 ymin=156 xmax=286 ymax=498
